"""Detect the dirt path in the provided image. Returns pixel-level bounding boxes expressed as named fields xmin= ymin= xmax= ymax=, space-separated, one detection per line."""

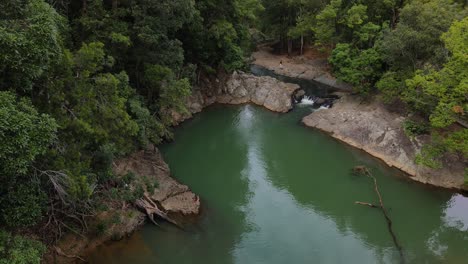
xmin=252 ymin=46 xmax=353 ymax=91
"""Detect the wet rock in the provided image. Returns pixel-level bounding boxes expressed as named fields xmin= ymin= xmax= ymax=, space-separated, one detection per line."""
xmin=172 ymin=71 xmax=300 ymax=124
xmin=293 ymin=89 xmax=306 ymax=102
xmin=222 ymin=71 xmax=299 ymax=112
xmin=302 ymin=94 xmax=466 ymax=190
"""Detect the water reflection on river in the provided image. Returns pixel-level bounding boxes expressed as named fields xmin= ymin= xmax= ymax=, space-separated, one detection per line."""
xmin=89 ymin=105 xmax=468 ymax=264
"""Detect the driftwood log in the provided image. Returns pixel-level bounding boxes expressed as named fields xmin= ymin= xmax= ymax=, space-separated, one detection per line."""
xmin=354 ymin=201 xmax=380 ymax=208
xmin=353 ymin=166 xmax=405 ymax=264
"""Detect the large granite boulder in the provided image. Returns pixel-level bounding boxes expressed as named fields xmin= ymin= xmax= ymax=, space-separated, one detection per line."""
xmin=221 ymin=71 xmax=300 ymax=112
xmin=171 ymin=72 xmax=301 ymax=124
xmin=302 ymin=95 xmax=466 ymax=190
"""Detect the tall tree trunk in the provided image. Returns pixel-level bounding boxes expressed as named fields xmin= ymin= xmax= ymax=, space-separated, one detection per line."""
xmin=392 ymin=0 xmax=405 ymax=29
xmin=300 ymin=35 xmax=304 ymax=55
xmin=112 ymin=0 xmax=119 ymax=9
xmin=287 ymin=38 xmax=292 ymax=57
xmin=82 ymin=0 xmax=87 ymax=15
xmin=279 ymin=36 xmax=284 ymax=54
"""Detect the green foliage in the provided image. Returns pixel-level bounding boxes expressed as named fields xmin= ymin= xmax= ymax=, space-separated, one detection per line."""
xmin=415 ymin=141 xmax=445 ymax=169
xmin=0 ymin=0 xmax=263 ymax=253
xmin=122 ymin=172 xmax=135 ymax=185
xmin=310 ymin=0 xmax=466 ymax=170
xmin=95 ymin=222 xmax=108 ymax=237
xmin=0 ymin=92 xmax=57 ymax=176
xmin=405 ymin=17 xmax=467 ymax=129
xmin=143 ymin=176 xmax=159 ymax=194
xmin=329 ymin=44 xmax=382 ymax=93
xmin=415 ymin=129 xmax=467 ymax=169
xmin=133 ymin=184 xmax=145 ymax=200
xmin=345 ymin=4 xmax=368 ymax=29
xmin=444 ymin=129 xmax=468 ymax=157
xmin=376 ymin=71 xmax=411 ymax=103
xmin=128 ymin=98 xmax=166 ymax=146
xmin=1 ymin=183 xmax=47 ymax=228
xmin=0 ymin=92 xmax=56 ymax=228
xmin=0 ymin=231 xmax=46 ymax=264
xmin=0 ymin=0 xmax=66 ymax=91
xmin=403 ymin=120 xmax=429 ymax=137
xmin=313 ymin=0 xmax=342 ymax=47
xmin=380 ymin=0 xmax=464 ymax=70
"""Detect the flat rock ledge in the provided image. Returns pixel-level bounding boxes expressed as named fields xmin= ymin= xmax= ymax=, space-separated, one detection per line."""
xmin=171 ymin=71 xmax=300 ymax=125
xmin=251 ymin=49 xmax=353 ymax=91
xmin=302 ymin=95 xmax=466 ymax=190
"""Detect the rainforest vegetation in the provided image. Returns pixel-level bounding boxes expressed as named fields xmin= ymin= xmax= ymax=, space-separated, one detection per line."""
xmin=0 ymin=0 xmax=466 ymax=262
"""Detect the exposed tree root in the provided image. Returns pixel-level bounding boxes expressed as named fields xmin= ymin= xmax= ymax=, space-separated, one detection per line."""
xmin=353 ymin=166 xmax=405 ymax=264
xmin=135 ymin=194 xmax=182 ymax=228
xmin=54 ymin=246 xmax=86 ymax=262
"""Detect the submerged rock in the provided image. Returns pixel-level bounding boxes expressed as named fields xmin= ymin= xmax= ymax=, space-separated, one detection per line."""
xmin=302 ymin=95 xmax=467 ymax=190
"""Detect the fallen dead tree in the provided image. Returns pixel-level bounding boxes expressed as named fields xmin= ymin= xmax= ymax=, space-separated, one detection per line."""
xmin=353 ymin=166 xmax=405 ymax=264
xmin=134 ymin=194 xmax=182 ymax=228
xmin=54 ymin=246 xmax=86 ymax=262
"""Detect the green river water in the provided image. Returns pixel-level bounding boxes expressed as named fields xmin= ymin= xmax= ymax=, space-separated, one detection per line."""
xmin=90 ymin=104 xmax=468 ymax=264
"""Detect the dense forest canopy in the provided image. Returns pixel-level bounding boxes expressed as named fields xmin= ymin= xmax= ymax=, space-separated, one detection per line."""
xmin=0 ymin=0 xmax=466 ymax=262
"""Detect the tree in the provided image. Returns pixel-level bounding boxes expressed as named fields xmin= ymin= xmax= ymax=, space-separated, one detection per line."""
xmin=329 ymin=43 xmax=382 ymax=93
xmin=0 ymin=0 xmax=66 ymax=92
xmin=313 ymin=0 xmax=342 ymax=47
xmin=0 ymin=91 xmax=57 ymax=227
xmin=380 ymin=0 xmax=464 ymax=71
xmin=406 ymin=17 xmax=467 ymax=128
xmin=0 ymin=231 xmax=46 ymax=264
xmin=406 ymin=17 xmax=468 ymax=167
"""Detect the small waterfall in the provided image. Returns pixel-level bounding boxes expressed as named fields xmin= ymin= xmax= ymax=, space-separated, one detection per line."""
xmin=298 ymin=96 xmax=315 ymax=106
xmin=318 ymin=105 xmax=330 ymax=110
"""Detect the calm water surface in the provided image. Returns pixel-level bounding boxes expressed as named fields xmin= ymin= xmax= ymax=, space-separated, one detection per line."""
xmin=90 ymin=105 xmax=468 ymax=264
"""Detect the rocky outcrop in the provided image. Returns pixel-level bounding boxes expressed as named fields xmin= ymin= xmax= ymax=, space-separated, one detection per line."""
xmin=113 ymin=148 xmax=200 ymax=224
xmin=219 ymin=71 xmax=299 ymax=112
xmin=46 ymin=148 xmax=200 ymax=263
xmin=252 ymin=48 xmax=353 ymax=91
xmin=171 ymin=71 xmax=300 ymax=124
xmin=302 ymin=95 xmax=466 ymax=190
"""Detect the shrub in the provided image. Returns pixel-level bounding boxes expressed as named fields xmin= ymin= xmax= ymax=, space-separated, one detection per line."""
xmin=133 ymin=184 xmax=145 ymax=200
xmin=0 ymin=231 xmax=46 ymax=264
xmin=415 ymin=143 xmax=445 ymax=169
xmin=403 ymin=120 xmax=430 ymax=137
xmin=95 ymin=222 xmax=107 ymax=236
xmin=0 ymin=183 xmax=46 ymax=228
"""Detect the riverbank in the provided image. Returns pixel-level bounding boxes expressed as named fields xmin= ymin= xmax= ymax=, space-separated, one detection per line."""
xmin=44 ymin=148 xmax=200 ymax=263
xmin=171 ymin=71 xmax=300 ymax=125
xmin=303 ymin=94 xmax=467 ymax=191
xmin=45 ymin=65 xmax=465 ymax=262
xmin=45 ymin=72 xmax=299 ymax=263
xmin=86 ymin=100 xmax=468 ymax=264
xmin=253 ymin=47 xmax=466 ymax=191
xmin=251 ymin=46 xmax=352 ymax=91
